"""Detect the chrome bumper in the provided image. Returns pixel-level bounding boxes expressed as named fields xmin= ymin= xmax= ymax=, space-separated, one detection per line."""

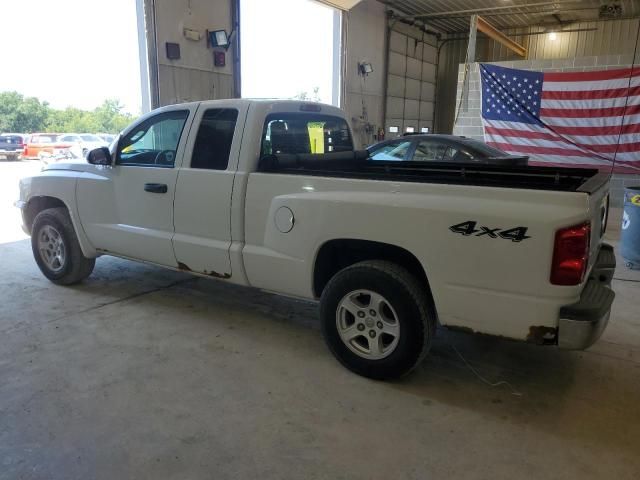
xmin=558 ymin=244 xmax=616 ymax=350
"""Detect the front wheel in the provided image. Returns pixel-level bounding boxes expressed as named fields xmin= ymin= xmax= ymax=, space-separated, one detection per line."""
xmin=31 ymin=207 xmax=95 ymax=285
xmin=320 ymin=260 xmax=436 ymax=380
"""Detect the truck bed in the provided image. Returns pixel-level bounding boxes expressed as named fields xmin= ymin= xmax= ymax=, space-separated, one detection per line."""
xmin=258 ymin=152 xmax=608 ymax=193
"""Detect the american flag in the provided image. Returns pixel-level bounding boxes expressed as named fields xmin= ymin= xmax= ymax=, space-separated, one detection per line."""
xmin=480 ymin=63 xmax=640 ymax=173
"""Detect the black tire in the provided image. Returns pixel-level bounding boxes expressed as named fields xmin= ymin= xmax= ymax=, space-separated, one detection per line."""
xmin=320 ymin=260 xmax=436 ymax=380
xmin=31 ymin=207 xmax=95 ymax=285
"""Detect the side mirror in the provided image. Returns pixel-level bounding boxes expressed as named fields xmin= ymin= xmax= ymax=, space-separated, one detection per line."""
xmin=87 ymin=147 xmax=112 ymax=166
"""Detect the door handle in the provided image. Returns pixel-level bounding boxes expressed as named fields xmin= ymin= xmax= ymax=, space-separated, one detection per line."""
xmin=144 ymin=183 xmax=168 ymax=193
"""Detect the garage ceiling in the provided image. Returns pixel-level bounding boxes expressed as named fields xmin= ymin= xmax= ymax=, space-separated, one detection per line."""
xmin=381 ymin=0 xmax=640 ymax=33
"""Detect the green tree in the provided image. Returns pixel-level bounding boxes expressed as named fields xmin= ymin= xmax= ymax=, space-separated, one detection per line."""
xmin=0 ymin=92 xmax=136 ymax=134
xmin=0 ymin=91 xmax=50 ymax=132
xmin=93 ymin=98 xmax=134 ymax=132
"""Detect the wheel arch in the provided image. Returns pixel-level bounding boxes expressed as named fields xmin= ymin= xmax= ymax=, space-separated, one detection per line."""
xmin=23 ymin=196 xmax=68 ymax=234
xmin=24 ymin=195 xmax=97 ymax=258
xmin=313 ymin=239 xmax=434 ymax=307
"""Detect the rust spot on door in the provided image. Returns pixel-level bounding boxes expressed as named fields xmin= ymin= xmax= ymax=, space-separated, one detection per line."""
xmin=177 ymin=262 xmax=231 ymax=279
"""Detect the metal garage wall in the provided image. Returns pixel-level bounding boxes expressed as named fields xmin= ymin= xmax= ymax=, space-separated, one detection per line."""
xmin=343 ymin=0 xmax=387 ymax=148
xmin=385 ymin=23 xmax=438 ymax=136
xmin=435 ymin=17 xmax=640 ymax=134
xmin=145 ymin=0 xmax=237 ymax=108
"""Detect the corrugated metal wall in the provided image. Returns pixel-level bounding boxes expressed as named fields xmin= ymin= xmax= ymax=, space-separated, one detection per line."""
xmin=385 ymin=22 xmax=438 ymax=135
xmin=435 ymin=18 xmax=640 ymax=133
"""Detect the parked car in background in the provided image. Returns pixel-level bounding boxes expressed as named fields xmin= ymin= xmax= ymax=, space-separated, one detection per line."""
xmin=0 ymin=134 xmax=25 ymax=161
xmin=22 ymin=133 xmax=70 ymax=160
xmin=98 ymin=133 xmax=117 ymax=144
xmin=368 ymin=134 xmax=528 ymax=166
xmin=57 ymin=133 xmax=108 ymax=157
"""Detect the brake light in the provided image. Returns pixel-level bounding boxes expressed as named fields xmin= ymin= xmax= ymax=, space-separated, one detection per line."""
xmin=550 ymin=222 xmax=591 ymax=285
xmin=299 ymin=103 xmax=321 ymax=112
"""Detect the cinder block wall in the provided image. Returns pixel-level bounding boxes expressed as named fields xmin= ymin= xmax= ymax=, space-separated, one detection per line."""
xmin=452 ymin=56 xmax=640 ymax=206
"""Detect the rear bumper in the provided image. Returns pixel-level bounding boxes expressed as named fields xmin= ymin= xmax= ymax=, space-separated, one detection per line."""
xmin=0 ymin=150 xmax=21 ymax=157
xmin=558 ymin=244 xmax=616 ymax=350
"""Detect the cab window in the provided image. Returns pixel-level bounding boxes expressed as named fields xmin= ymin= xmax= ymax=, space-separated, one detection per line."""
xmin=261 ymin=113 xmax=352 ymax=156
xmin=117 ymin=110 xmax=189 ymax=167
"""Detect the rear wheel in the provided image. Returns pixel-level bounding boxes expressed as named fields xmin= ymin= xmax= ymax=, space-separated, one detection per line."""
xmin=31 ymin=207 xmax=95 ymax=285
xmin=320 ymin=260 xmax=435 ymax=380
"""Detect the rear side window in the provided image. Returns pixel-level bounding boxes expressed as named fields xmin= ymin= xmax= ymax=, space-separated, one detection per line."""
xmin=413 ymin=140 xmax=447 ymax=162
xmin=190 ymin=109 xmax=238 ymax=170
xmin=261 ymin=113 xmax=352 ymax=156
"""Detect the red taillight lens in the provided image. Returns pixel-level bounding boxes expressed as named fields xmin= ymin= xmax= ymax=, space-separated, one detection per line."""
xmin=550 ymin=222 xmax=591 ymax=285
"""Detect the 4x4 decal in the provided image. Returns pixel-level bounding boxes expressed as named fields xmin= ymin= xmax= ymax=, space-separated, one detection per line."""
xmin=449 ymin=221 xmax=530 ymax=242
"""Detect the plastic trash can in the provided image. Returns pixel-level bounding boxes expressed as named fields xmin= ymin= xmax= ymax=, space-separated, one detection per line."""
xmin=621 ymin=186 xmax=640 ymax=269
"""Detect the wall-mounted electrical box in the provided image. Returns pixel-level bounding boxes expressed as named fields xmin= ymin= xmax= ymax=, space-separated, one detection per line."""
xmin=214 ymin=51 xmax=226 ymax=67
xmin=183 ymin=28 xmax=201 ymax=41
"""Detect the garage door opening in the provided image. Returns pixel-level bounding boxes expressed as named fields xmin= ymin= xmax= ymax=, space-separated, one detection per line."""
xmin=240 ymin=0 xmax=341 ymax=105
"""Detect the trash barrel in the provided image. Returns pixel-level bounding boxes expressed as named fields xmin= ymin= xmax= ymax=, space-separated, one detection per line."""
xmin=621 ymin=186 xmax=640 ymax=269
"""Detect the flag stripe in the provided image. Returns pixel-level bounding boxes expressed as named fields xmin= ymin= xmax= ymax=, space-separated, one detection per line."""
xmin=484 ymin=118 xmax=640 ymax=136
xmin=542 ymin=85 xmax=640 ymax=100
xmin=541 ymin=95 xmax=640 ymax=109
xmin=484 ymin=126 xmax=640 ymax=148
xmin=544 ymin=68 xmax=640 ymax=82
xmin=539 ymin=104 xmax=640 ymax=118
xmin=542 ymin=76 xmax=640 ymax=92
xmin=550 ymin=122 xmax=640 ymax=136
xmin=487 ymin=133 xmax=640 ymax=154
xmin=541 ymin=113 xmax=640 ymax=128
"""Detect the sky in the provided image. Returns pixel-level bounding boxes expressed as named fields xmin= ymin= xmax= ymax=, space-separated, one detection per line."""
xmin=0 ymin=0 xmax=337 ymax=114
xmin=0 ymin=0 xmax=142 ymax=114
xmin=240 ymin=0 xmax=337 ymax=104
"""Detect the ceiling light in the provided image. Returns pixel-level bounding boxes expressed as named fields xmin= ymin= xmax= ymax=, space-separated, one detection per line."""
xmin=549 ymin=32 xmax=557 ymax=41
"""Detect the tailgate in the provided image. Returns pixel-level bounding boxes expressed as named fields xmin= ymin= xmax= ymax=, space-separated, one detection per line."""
xmin=582 ymin=174 xmax=611 ymax=274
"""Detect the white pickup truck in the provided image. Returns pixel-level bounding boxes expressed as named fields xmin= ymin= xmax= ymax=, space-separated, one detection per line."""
xmin=16 ymin=100 xmax=616 ymax=379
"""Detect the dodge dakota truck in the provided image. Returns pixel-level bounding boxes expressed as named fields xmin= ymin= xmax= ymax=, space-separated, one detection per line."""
xmin=16 ymin=100 xmax=616 ymax=380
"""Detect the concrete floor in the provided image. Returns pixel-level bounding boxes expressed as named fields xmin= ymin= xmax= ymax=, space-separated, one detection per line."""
xmin=1 ymin=160 xmax=640 ymax=480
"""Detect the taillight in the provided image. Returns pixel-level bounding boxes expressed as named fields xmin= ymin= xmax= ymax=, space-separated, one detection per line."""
xmin=550 ymin=222 xmax=591 ymax=285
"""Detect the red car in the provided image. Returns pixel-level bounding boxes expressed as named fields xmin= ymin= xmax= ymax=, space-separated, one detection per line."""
xmin=23 ymin=133 xmax=72 ymax=160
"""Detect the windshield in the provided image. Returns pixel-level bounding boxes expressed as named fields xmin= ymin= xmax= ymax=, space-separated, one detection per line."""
xmin=0 ymin=135 xmax=22 ymax=144
xmin=35 ymin=135 xmax=57 ymax=143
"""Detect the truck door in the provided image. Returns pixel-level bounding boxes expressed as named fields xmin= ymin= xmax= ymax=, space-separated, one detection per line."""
xmin=76 ymin=108 xmax=194 ymax=266
xmin=172 ymin=103 xmax=248 ymax=277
